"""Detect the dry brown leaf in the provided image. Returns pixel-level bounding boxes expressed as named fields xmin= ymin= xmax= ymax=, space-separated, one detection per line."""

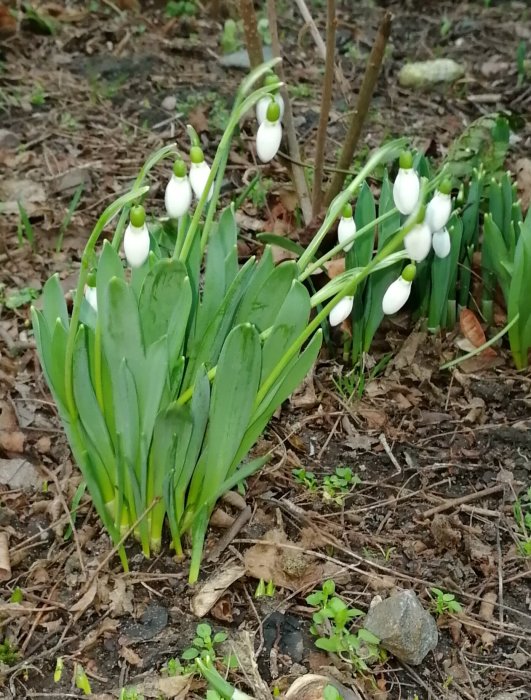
xmin=210 ymin=595 xmax=233 ymax=623
xmin=0 ymin=431 xmax=25 ymax=453
xmin=190 ymin=563 xmax=245 ymax=617
xmin=129 ymin=673 xmax=191 ymax=699
xmin=0 ymin=532 xmax=11 ymax=581
xmin=0 ymin=4 xmax=16 ymax=35
xmin=478 ymin=591 xmax=497 ymax=621
xmin=459 ymin=309 xmax=496 ymax=357
xmin=516 ymin=157 xmax=531 ymax=211
xmin=109 ymin=577 xmax=134 ymax=617
xmin=70 ymin=577 xmax=98 ymax=613
xmin=323 ymin=258 xmax=345 ymax=279
xmin=120 ymin=645 xmax=143 ymax=667
xmin=188 ymin=105 xmax=209 ymax=134
xmin=209 ymin=509 xmax=235 ymax=528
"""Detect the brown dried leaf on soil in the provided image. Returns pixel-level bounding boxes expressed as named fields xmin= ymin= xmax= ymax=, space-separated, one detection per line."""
xmin=190 ymin=563 xmax=245 ymax=618
xmin=108 ymin=576 xmax=134 ymax=617
xmin=515 ymin=157 xmax=531 ymax=211
xmin=459 ymin=309 xmax=497 ymax=357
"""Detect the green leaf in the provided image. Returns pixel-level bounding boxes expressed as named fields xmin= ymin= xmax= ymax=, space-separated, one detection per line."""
xmin=315 ymin=636 xmax=341 ymax=653
xmin=217 ymin=205 xmax=239 ymax=285
xmin=181 ymin=647 xmax=199 ymax=660
xmin=41 ymin=274 xmax=68 ymax=330
xmin=196 ymin=623 xmax=212 ymax=639
xmin=358 ymin=628 xmax=380 ymax=645
xmin=256 ymin=234 xmax=305 ymax=257
xmin=96 ymin=241 xmax=125 ymax=310
xmin=351 ymin=181 xmax=376 ymax=269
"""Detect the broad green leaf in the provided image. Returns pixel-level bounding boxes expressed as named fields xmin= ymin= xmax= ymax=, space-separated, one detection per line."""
xmin=232 ymin=246 xmax=274 ymax=323
xmin=50 ymin=318 xmax=69 ymax=409
xmin=195 ymin=229 xmax=227 ymax=340
xmin=483 ymin=214 xmax=510 ymax=302
xmin=199 ymin=324 xmax=261 ymax=506
xmin=217 ymin=206 xmax=239 ymax=285
xmin=113 ymin=359 xmax=140 ymax=482
xmin=233 ymin=260 xmax=297 ymax=332
xmin=256 ymin=234 xmax=305 ymax=256
xmin=428 ymin=215 xmax=462 ymax=331
xmin=42 ymin=274 xmax=68 ymax=330
xmin=351 ymin=181 xmax=376 ymax=269
xmin=96 ymin=241 xmax=124 ymax=311
xmin=138 ymin=336 xmax=169 ymax=448
xmin=489 ymin=178 xmax=504 ymax=232
xmin=260 ymin=280 xmax=311 ymax=383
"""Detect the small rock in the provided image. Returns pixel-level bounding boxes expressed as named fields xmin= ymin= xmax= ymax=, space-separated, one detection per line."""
xmin=0 ymin=129 xmax=20 ymax=149
xmin=0 ymin=458 xmax=42 ymax=490
xmin=285 ymin=674 xmax=362 ymax=700
xmin=161 ymin=95 xmax=177 ymax=111
xmin=219 ymin=45 xmax=273 ymax=70
xmin=398 ymin=59 xmax=464 ymax=89
xmin=363 ymin=589 xmax=438 ymax=665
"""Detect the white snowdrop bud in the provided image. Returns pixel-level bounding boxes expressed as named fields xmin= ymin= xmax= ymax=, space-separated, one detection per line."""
xmin=165 ymin=159 xmax=193 ymax=218
xmin=123 ymin=205 xmax=150 ymax=268
xmin=382 ymin=263 xmax=416 ymax=315
xmin=426 ymin=179 xmax=452 ymax=232
xmin=432 ymin=227 xmax=451 ymax=258
xmin=256 ymin=101 xmax=282 ymax=163
xmin=404 ymin=211 xmax=432 ymax=262
xmin=189 ymin=146 xmax=213 ymax=201
xmin=84 ymin=285 xmax=98 ymax=313
xmin=338 ymin=203 xmax=356 ymax=252
xmin=329 ymin=296 xmax=354 ymax=327
xmin=256 ymin=93 xmax=285 ymax=125
xmin=393 ymin=151 xmax=420 ymax=215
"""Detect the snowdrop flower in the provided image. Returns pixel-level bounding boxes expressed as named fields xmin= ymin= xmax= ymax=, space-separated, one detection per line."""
xmin=165 ymin=159 xmax=192 ymax=218
xmin=329 ymin=296 xmax=354 ymax=327
xmin=338 ymin=203 xmax=356 ymax=252
xmin=382 ymin=263 xmax=416 ymax=315
xmin=123 ymin=205 xmax=150 ymax=268
xmin=189 ymin=146 xmax=213 ymax=202
xmin=426 ymin=179 xmax=452 ymax=232
xmin=84 ymin=285 xmax=97 ymax=313
xmin=256 ymin=101 xmax=282 ymax=163
xmin=393 ymin=151 xmax=420 ymax=215
xmin=432 ymin=227 xmax=451 ymax=258
xmin=404 ymin=211 xmax=432 ymax=262
xmin=256 ymin=73 xmax=284 ymax=125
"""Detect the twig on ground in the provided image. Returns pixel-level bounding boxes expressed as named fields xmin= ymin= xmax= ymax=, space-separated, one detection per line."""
xmin=311 ymin=0 xmax=336 ymax=216
xmin=325 ymin=11 xmax=392 ymax=206
xmin=496 ymin=522 xmax=505 ymax=625
xmin=293 ymin=0 xmax=350 ymax=97
xmin=207 ymin=505 xmax=252 ymax=562
xmin=239 ymin=0 xmax=264 ymax=69
xmin=422 ymin=484 xmax=505 ymax=519
xmin=266 ymin=0 xmax=313 ymax=225
xmin=379 ymin=432 xmax=402 ymax=475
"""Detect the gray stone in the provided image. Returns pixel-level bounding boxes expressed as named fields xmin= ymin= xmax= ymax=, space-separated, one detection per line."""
xmin=363 ymin=589 xmax=438 ymax=665
xmin=161 ymin=95 xmax=177 ymax=111
xmin=0 ymin=129 xmax=20 ymax=149
xmin=398 ymin=59 xmax=465 ymax=89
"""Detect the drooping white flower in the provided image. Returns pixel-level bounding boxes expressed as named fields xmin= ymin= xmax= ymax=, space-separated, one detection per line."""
xmin=256 ymin=101 xmax=282 ymax=163
xmin=165 ymin=159 xmax=192 ymax=218
xmin=382 ymin=263 xmax=416 ymax=315
xmin=393 ymin=151 xmax=420 ymax=215
xmin=85 ymin=285 xmax=98 ymax=313
xmin=404 ymin=219 xmax=432 ymax=262
xmin=432 ymin=227 xmax=451 ymax=258
xmin=123 ymin=205 xmax=150 ymax=268
xmin=426 ymin=179 xmax=452 ymax=232
xmin=329 ymin=296 xmax=354 ymax=327
xmin=256 ymin=94 xmax=285 ymax=125
xmin=189 ymin=146 xmax=213 ymax=201
xmin=338 ymin=203 xmax=356 ymax=252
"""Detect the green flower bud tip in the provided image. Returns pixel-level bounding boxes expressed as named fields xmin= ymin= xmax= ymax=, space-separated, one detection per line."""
xmin=266 ymin=101 xmax=281 ymax=122
xmin=439 ymin=178 xmax=452 ymax=195
xmin=402 ymin=263 xmax=416 ymax=282
xmin=399 ymin=150 xmax=413 ymax=170
xmin=341 ymin=203 xmax=353 ymax=219
xmin=87 ymin=272 xmax=97 ymax=287
xmin=173 ymin=159 xmax=186 ymax=178
xmin=190 ymin=145 xmax=204 ymax=164
xmin=264 ymin=73 xmax=279 ymax=87
xmin=130 ymin=204 xmax=145 ymax=228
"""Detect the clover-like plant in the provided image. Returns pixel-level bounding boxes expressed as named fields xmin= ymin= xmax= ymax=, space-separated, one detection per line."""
xmin=33 ymin=57 xmax=438 ymax=582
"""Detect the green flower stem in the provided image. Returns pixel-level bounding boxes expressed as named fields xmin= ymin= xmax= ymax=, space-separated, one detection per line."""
xmin=299 ymin=208 xmax=398 ymax=281
xmin=173 ymin=213 xmax=188 ymax=259
xmin=255 ymin=184 xmax=427 ymax=409
xmin=440 ymin=314 xmax=519 ymax=370
xmin=200 ymin=147 xmax=232 ymax=253
xmin=111 ymin=145 xmax=177 ymax=250
xmin=63 ymin=187 xmax=149 ymax=422
xmin=179 ymin=82 xmax=282 ymax=263
xmin=297 ymin=139 xmax=407 ymax=272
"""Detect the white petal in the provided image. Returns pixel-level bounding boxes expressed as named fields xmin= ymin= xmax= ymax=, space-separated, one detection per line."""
xmin=190 ymin=161 xmax=213 ymax=201
xmin=329 ymin=296 xmax=353 ymax=327
xmin=165 ymin=174 xmax=192 ymax=218
xmin=432 ymin=227 xmax=451 ymax=258
xmin=393 ymin=168 xmax=420 ymax=215
xmin=256 ymin=120 xmax=282 ymax=163
xmin=382 ymin=277 xmax=412 ymax=315
xmin=123 ymin=223 xmax=150 ymax=268
xmin=85 ymin=286 xmax=98 ymax=313
xmin=256 ymin=94 xmax=285 ymax=125
xmin=338 ymin=216 xmax=356 ymax=252
xmin=404 ymin=222 xmax=432 ymax=262
xmin=426 ymin=192 xmax=452 ymax=232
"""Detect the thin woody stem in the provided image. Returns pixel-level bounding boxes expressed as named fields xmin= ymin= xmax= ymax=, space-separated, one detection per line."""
xmin=312 ymin=0 xmax=336 ymax=216
xmin=239 ymin=0 xmax=264 ymax=69
xmin=325 ymin=11 xmax=392 ymax=206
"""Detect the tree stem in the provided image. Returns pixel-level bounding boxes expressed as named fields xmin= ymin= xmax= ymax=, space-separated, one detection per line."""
xmin=239 ymin=0 xmax=264 ymax=69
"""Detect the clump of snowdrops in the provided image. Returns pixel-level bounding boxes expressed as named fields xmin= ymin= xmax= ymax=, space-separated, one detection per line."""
xmin=33 ymin=59 xmax=446 ymax=582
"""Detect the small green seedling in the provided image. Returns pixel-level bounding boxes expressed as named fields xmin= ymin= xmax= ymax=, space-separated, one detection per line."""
xmin=53 ymin=656 xmax=63 ymax=682
xmin=429 ymin=588 xmax=463 ymax=616
xmin=119 ymin=688 xmax=144 ymax=700
xmin=9 ymin=587 xmax=23 ymax=604
xmin=0 ymin=639 xmax=19 ymax=665
xmin=292 ymin=468 xmax=318 ymax=492
xmin=513 ymin=486 xmax=531 ymax=556
xmin=307 ymin=580 xmax=384 ymax=674
xmin=324 ymin=685 xmax=344 ymax=700
xmin=165 ymin=0 xmax=196 ymax=17
xmin=74 ymin=663 xmax=92 ymax=695
xmin=322 ymin=467 xmax=361 ymax=505
xmin=164 ymin=623 xmax=237 ymax=677
xmin=17 ymin=201 xmax=36 ymax=250
xmin=255 ymin=578 xmax=275 ymax=598
xmin=220 ymin=18 xmax=243 ymax=54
